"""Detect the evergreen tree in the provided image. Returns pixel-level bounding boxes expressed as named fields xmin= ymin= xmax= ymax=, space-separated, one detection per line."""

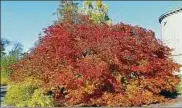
xmin=57 ymin=0 xmax=80 ymax=24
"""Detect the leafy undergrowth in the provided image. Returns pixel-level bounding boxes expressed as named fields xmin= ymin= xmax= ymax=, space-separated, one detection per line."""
xmin=1 ymin=77 xmax=9 ymax=86
xmin=1 ymin=71 xmax=9 ymax=86
xmin=3 ymin=77 xmax=54 ymax=107
xmin=8 ymin=20 xmax=181 ymax=107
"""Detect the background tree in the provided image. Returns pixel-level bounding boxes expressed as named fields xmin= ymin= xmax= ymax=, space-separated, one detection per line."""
xmin=56 ymin=0 xmax=80 ymax=24
xmin=1 ymin=38 xmax=11 ymax=56
xmin=1 ymin=38 xmax=24 ymax=85
xmin=54 ymin=0 xmax=112 ymax=25
xmin=82 ymin=0 xmax=112 ymax=25
xmin=9 ymin=42 xmax=24 ymax=60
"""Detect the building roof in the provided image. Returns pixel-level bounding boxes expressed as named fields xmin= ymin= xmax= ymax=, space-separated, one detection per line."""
xmin=159 ymin=8 xmax=182 ymax=24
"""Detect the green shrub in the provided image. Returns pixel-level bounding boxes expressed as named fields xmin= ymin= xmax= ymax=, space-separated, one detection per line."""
xmin=176 ymin=75 xmax=182 ymax=94
xmin=3 ymin=77 xmax=54 ymax=107
xmin=28 ymin=89 xmax=54 ymax=107
xmin=1 ymin=65 xmax=10 ymax=85
xmin=3 ymin=83 xmax=35 ymax=107
xmin=1 ymin=54 xmax=18 ymax=85
xmin=1 ymin=72 xmax=9 ymax=85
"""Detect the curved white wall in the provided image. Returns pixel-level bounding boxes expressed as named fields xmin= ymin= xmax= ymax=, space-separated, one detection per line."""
xmin=160 ymin=10 xmax=182 ymax=74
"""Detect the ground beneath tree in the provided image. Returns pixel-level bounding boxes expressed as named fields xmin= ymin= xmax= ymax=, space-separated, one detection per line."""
xmin=144 ymin=95 xmax=182 ymax=107
xmin=0 ymin=85 xmax=7 ymax=107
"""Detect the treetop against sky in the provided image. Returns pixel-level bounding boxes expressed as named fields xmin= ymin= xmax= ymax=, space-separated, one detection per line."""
xmin=1 ymin=1 xmax=182 ymax=52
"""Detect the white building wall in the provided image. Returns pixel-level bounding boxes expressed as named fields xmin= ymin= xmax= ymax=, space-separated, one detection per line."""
xmin=160 ymin=10 xmax=182 ymax=74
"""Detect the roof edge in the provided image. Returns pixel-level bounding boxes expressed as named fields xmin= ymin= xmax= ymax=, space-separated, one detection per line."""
xmin=159 ymin=8 xmax=182 ymax=24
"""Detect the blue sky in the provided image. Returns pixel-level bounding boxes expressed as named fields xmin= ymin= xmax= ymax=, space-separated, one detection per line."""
xmin=1 ymin=1 xmax=182 ymax=52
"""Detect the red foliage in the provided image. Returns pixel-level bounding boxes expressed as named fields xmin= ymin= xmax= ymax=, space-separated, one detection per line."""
xmin=10 ymin=21 xmax=180 ymax=106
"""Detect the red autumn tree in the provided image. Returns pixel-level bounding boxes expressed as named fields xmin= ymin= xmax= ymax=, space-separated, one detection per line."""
xmin=10 ymin=18 xmax=180 ymax=106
